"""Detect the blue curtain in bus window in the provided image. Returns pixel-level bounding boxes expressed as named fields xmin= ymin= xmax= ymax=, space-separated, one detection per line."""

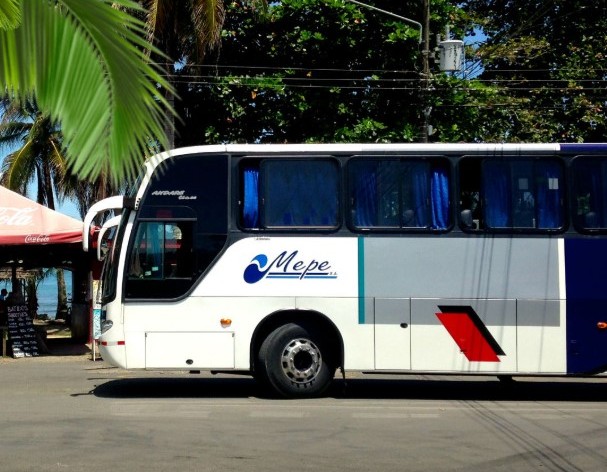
xmin=264 ymin=160 xmax=338 ymax=227
xmin=377 ymin=161 xmax=400 ymax=226
xmin=536 ymin=161 xmax=563 ymax=229
xmin=431 ymin=165 xmax=450 ymax=229
xmin=409 ymin=162 xmax=429 ymax=227
xmin=146 ymin=222 xmax=163 ymax=278
xmin=483 ymin=161 xmax=511 ymax=228
xmin=350 ymin=162 xmax=378 ymax=227
xmin=243 ymin=168 xmax=259 ymax=228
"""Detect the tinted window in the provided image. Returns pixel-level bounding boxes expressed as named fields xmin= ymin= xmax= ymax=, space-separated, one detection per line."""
xmin=142 ymin=155 xmax=228 ymax=233
xmin=482 ymin=159 xmax=564 ymax=230
xmin=572 ymin=157 xmax=607 ymax=231
xmin=348 ymin=158 xmax=450 ymax=230
xmin=125 ymin=221 xmax=197 ymax=298
xmin=125 ymin=154 xmax=228 ymax=299
xmin=240 ymin=158 xmax=339 ymax=229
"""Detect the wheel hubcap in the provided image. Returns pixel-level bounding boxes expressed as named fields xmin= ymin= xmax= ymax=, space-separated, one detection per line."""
xmin=280 ymin=338 xmax=322 ymax=384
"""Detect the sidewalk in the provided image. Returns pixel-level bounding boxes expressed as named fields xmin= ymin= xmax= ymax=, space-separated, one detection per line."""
xmin=0 ymin=334 xmax=93 ymax=362
xmin=45 ymin=337 xmax=92 ymax=357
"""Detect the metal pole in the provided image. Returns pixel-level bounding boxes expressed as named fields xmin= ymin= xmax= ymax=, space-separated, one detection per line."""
xmin=343 ymin=0 xmax=423 ymax=44
xmin=421 ymin=0 xmax=431 ymax=142
xmin=341 ymin=0 xmax=429 ymax=141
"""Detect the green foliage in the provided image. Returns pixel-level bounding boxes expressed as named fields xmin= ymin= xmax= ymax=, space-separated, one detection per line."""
xmin=461 ymin=0 xmax=607 ymax=142
xmin=176 ymin=0 xmax=463 ymax=145
xmin=0 ymin=97 xmax=66 ymax=208
xmin=0 ymin=0 xmax=174 ymax=183
xmin=0 ymin=0 xmax=20 ymax=30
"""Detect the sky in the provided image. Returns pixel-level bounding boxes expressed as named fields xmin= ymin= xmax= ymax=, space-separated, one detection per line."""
xmin=0 ymin=147 xmax=82 ymax=220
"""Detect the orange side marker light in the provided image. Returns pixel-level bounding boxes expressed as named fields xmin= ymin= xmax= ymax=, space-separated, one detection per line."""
xmin=597 ymin=322 xmax=607 ymax=330
xmin=220 ymin=318 xmax=232 ymax=328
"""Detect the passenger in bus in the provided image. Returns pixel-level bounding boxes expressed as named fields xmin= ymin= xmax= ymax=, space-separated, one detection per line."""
xmin=170 ymin=227 xmax=194 ymax=278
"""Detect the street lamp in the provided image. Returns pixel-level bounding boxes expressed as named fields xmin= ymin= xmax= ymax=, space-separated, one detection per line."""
xmin=344 ymin=0 xmax=423 ymax=44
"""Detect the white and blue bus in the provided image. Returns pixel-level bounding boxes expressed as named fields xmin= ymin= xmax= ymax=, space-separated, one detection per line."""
xmin=83 ymin=143 xmax=607 ymax=398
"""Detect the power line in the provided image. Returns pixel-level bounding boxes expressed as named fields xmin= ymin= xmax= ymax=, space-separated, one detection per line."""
xmin=157 ymin=62 xmax=607 ymax=76
xmin=168 ymin=77 xmax=607 ymax=94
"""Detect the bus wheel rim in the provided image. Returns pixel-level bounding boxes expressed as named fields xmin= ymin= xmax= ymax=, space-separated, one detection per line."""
xmin=280 ymin=338 xmax=322 ymax=384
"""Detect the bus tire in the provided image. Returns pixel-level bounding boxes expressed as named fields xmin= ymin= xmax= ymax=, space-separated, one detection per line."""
xmin=258 ymin=323 xmax=335 ymax=398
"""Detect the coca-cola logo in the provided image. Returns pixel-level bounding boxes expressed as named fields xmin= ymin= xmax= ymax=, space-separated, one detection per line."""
xmin=24 ymin=234 xmax=50 ymax=244
xmin=0 ymin=207 xmax=35 ymax=226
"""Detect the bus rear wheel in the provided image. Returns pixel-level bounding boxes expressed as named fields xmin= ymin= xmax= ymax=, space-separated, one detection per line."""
xmin=258 ymin=323 xmax=335 ymax=398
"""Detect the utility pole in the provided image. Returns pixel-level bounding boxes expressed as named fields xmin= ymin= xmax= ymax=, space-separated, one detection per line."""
xmin=342 ymin=0 xmax=432 ymax=142
xmin=421 ymin=0 xmax=431 ymax=142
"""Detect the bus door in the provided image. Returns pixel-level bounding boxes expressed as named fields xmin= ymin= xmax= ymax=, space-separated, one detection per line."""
xmin=374 ymin=298 xmax=411 ymax=370
xmin=121 ymin=154 xmax=230 ymax=369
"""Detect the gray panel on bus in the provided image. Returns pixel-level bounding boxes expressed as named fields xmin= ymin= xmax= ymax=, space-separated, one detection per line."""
xmin=363 ymin=237 xmax=560 ymax=300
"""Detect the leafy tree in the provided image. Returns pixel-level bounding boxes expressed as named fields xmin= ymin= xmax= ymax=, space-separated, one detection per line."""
xmin=0 ymin=0 xmax=175 ymax=183
xmin=142 ymin=0 xmax=225 ymax=147
xmin=173 ymin=0 xmax=497 ymax=145
xmin=141 ymin=0 xmax=266 ymax=147
xmin=461 ymin=0 xmax=607 ymax=142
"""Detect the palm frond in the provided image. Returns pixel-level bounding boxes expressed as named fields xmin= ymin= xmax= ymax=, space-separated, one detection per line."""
xmin=0 ymin=0 xmax=20 ymax=30
xmin=0 ymin=0 xmax=175 ymax=183
xmin=0 ymin=143 xmax=36 ymax=194
xmin=193 ymin=0 xmax=225 ymax=56
xmin=0 ymin=121 xmax=31 ymax=150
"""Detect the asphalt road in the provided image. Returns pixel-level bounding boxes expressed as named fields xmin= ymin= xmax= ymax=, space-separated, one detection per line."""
xmin=2 ymin=354 xmax=607 ymax=472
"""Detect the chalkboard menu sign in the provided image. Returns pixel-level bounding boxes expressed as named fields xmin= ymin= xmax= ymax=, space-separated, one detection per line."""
xmin=7 ymin=304 xmax=39 ymax=358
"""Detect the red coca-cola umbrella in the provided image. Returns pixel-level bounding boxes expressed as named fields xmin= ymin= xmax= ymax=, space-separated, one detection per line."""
xmin=0 ymin=186 xmax=82 ymax=245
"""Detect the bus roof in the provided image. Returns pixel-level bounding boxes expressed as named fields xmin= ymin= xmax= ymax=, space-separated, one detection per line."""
xmin=143 ymin=142 xmax=607 ymax=173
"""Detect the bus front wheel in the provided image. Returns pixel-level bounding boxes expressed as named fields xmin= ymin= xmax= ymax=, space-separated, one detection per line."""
xmin=258 ymin=323 xmax=335 ymax=398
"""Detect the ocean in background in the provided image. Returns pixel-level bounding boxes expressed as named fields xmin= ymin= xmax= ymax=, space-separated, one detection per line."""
xmin=0 ymin=272 xmax=73 ymax=319
xmin=37 ymin=273 xmax=73 ymax=318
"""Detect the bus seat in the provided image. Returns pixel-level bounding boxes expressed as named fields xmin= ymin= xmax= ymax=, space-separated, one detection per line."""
xmin=460 ymin=209 xmax=477 ymax=230
xmin=402 ymin=209 xmax=415 ymax=226
xmin=585 ymin=211 xmax=598 ymax=228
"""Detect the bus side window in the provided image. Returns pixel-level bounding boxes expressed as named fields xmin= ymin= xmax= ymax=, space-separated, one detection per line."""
xmin=458 ymin=158 xmax=483 ymax=231
xmin=572 ymin=157 xmax=607 ymax=231
xmin=262 ymin=159 xmax=339 ymax=229
xmin=349 ymin=158 xmax=450 ymax=230
xmin=481 ymin=159 xmax=564 ymax=231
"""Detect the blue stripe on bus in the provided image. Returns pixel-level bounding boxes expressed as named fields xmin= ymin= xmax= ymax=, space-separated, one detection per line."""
xmin=559 ymin=143 xmax=607 ymax=154
xmin=565 ymin=238 xmax=607 ymax=374
xmin=358 ymin=237 xmax=365 ymax=324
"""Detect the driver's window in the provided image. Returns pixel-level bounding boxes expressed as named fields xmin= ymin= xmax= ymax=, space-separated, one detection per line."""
xmin=129 ymin=222 xmax=164 ymax=279
xmin=126 ymin=221 xmax=195 ymax=299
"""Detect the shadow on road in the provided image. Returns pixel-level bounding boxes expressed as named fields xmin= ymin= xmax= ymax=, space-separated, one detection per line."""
xmin=93 ymin=376 xmax=262 ymax=399
xmin=92 ymin=375 xmax=607 ymax=402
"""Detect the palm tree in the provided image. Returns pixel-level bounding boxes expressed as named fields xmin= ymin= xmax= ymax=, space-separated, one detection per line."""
xmin=0 ymin=0 xmax=175 ymax=183
xmin=0 ymin=97 xmax=74 ymax=319
xmin=142 ymin=0 xmax=266 ymax=147
xmin=0 ymin=97 xmax=67 ymax=209
xmin=143 ymin=0 xmax=225 ymax=147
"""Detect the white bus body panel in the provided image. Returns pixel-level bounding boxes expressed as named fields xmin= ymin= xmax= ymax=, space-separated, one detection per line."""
xmin=101 ymin=231 xmax=568 ymax=374
xmin=145 ymin=332 xmax=235 ymax=369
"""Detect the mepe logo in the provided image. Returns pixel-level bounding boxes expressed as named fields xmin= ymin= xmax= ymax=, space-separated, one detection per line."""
xmin=243 ymin=250 xmax=337 ymax=284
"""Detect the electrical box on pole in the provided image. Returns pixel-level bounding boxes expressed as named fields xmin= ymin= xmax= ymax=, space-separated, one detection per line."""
xmin=439 ymin=39 xmax=464 ymax=72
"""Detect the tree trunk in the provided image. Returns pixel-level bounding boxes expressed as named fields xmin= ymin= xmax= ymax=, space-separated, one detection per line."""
xmin=164 ymin=62 xmax=175 ymax=149
xmin=56 ymin=269 xmax=68 ymax=320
